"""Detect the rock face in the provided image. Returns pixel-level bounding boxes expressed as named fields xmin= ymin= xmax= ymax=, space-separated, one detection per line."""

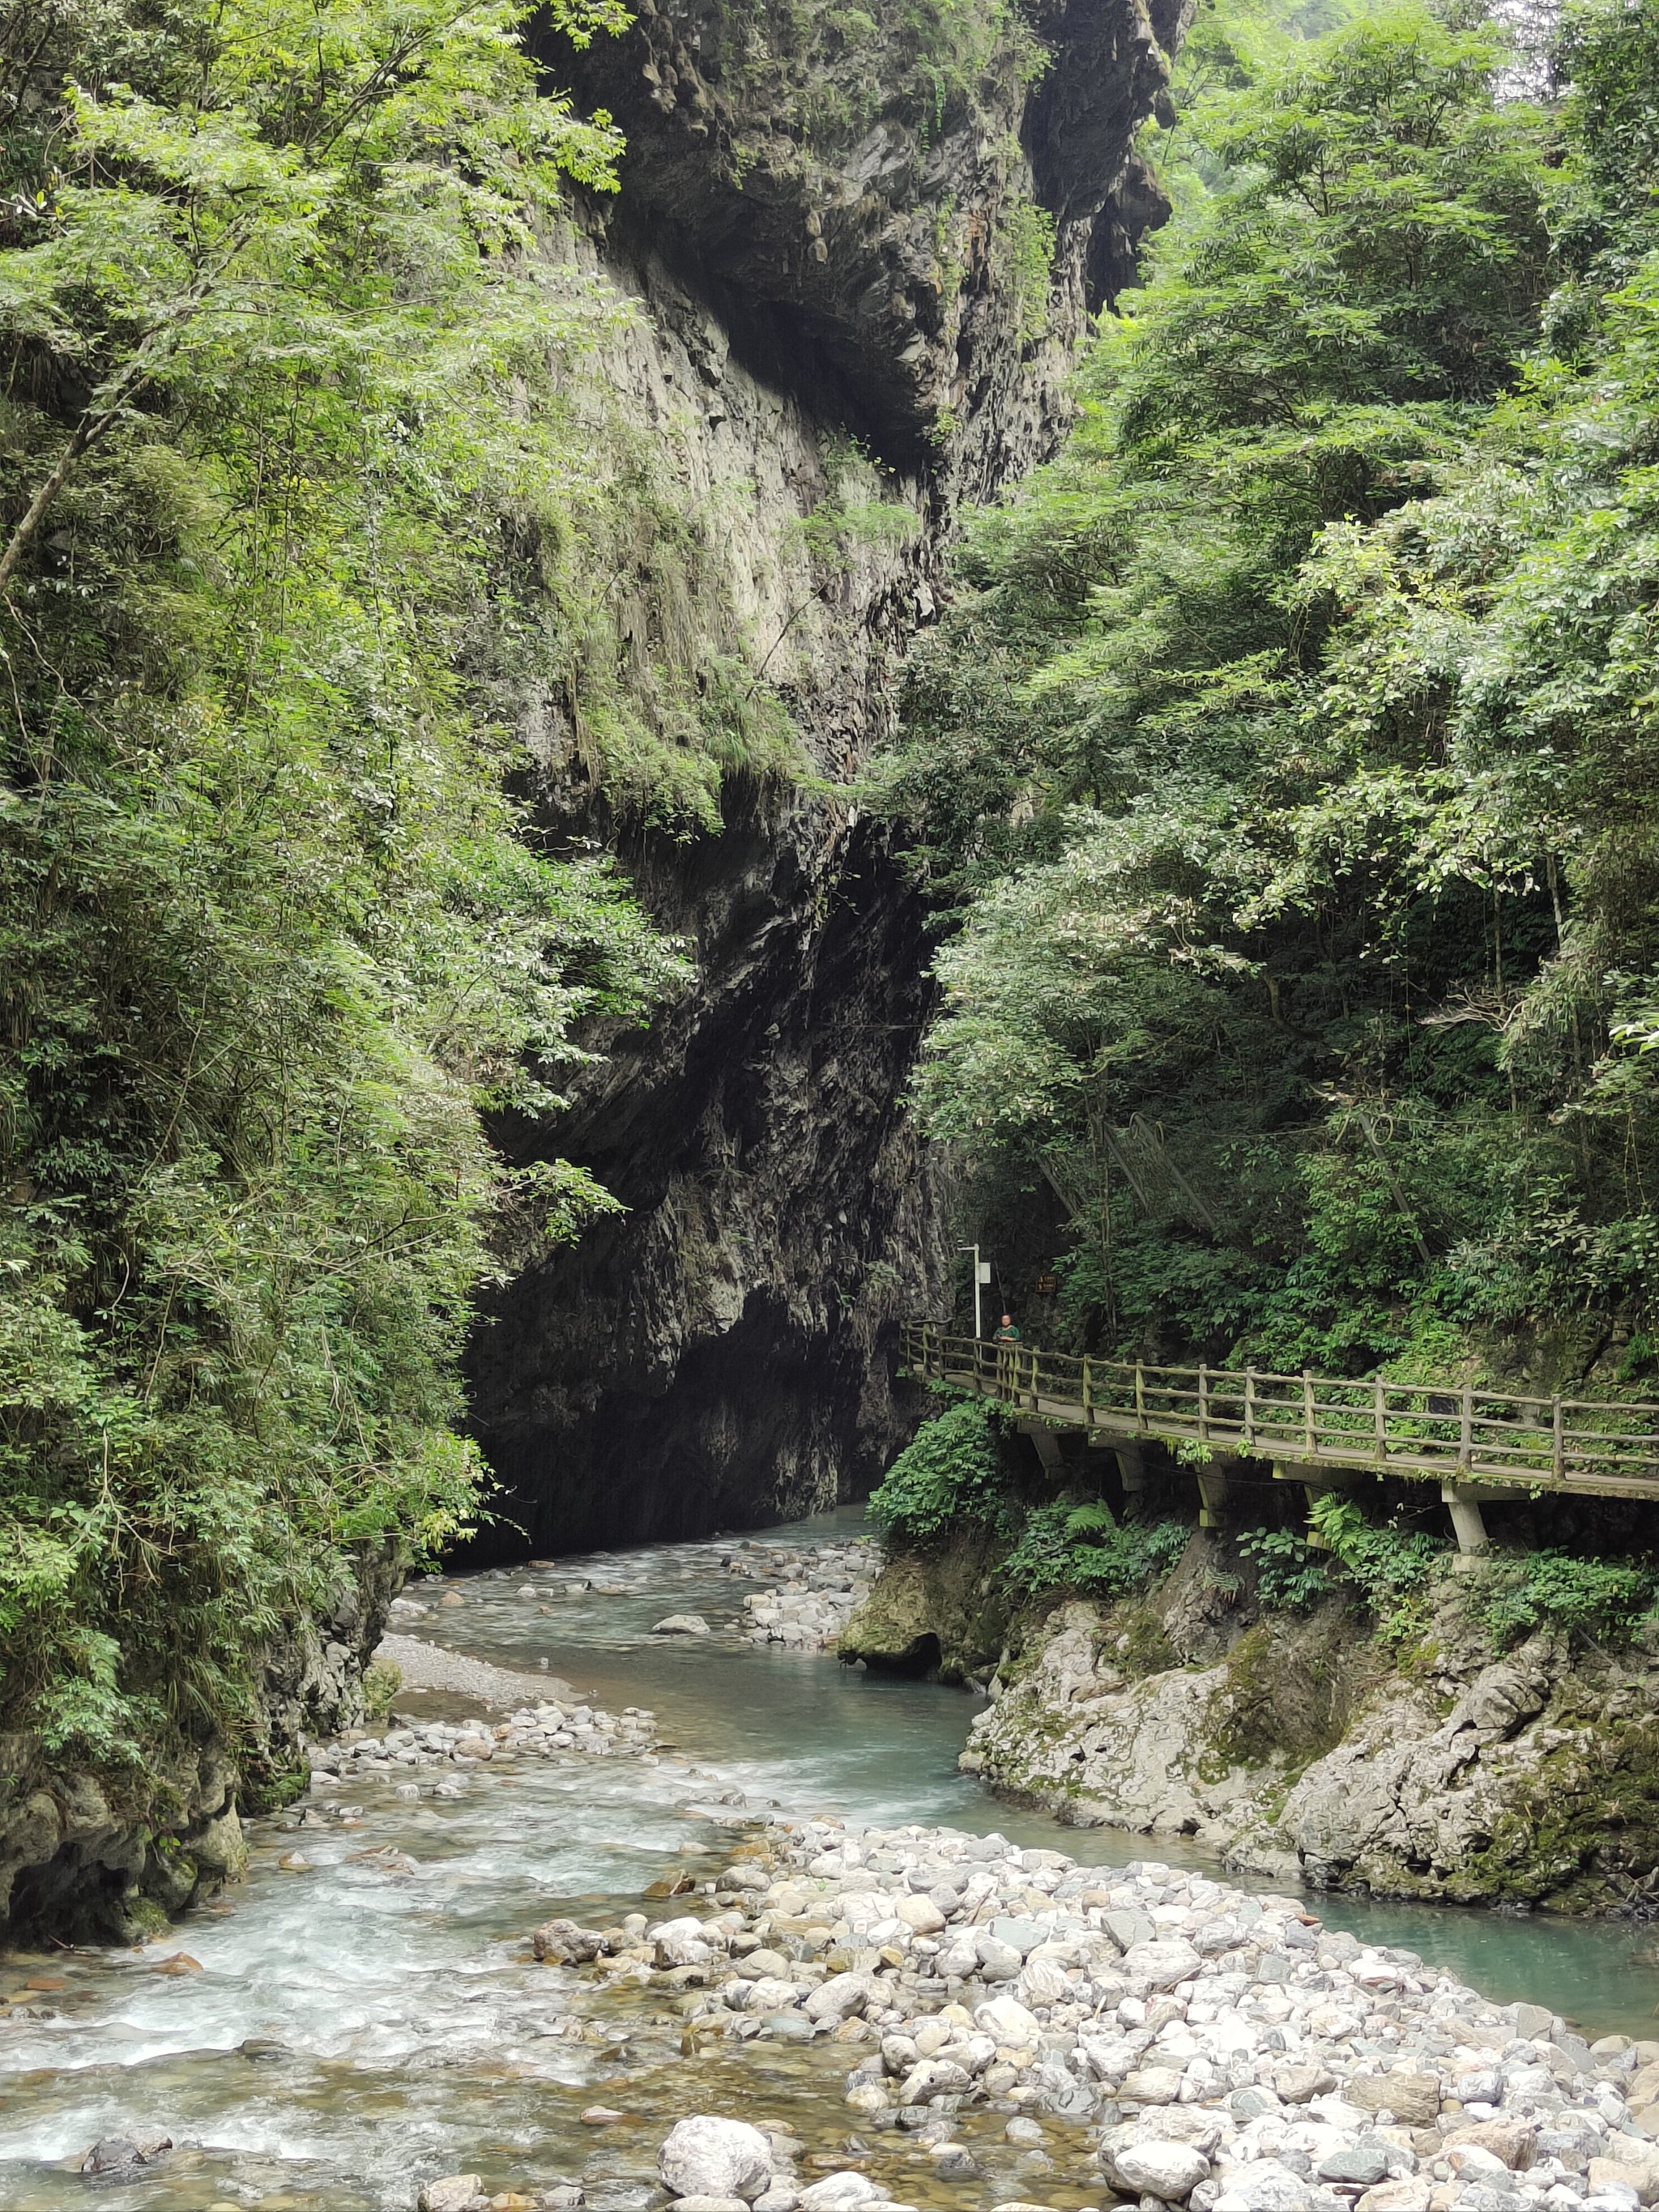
xmin=956 ymin=1535 xmax=1659 ymax=1912
xmin=0 ymin=1540 xmax=400 ymax=1943
xmin=466 ymin=0 xmax=1188 ymax=1553
xmin=836 ymin=1524 xmax=1012 ymax=1677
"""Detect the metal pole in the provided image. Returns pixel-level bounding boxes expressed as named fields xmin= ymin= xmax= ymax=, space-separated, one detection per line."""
xmin=956 ymin=1243 xmax=983 ymax=1339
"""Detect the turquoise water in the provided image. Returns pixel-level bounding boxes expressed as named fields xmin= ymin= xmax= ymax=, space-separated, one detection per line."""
xmin=427 ymin=1507 xmax=1659 ymax=2039
xmin=2 ymin=1505 xmax=1657 ymax=2212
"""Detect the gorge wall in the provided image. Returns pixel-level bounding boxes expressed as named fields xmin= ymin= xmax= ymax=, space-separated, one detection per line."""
xmin=465 ymin=0 xmax=1190 ymax=1551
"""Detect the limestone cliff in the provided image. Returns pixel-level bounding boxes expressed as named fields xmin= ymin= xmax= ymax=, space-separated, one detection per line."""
xmin=960 ymin=1538 xmax=1659 ymax=1914
xmin=466 ymin=0 xmax=1188 ymax=1549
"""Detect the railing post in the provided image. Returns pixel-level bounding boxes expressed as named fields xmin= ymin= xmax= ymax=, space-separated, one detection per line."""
xmin=1460 ymin=1383 xmax=1473 ymax=1471
xmin=1134 ymin=1361 xmax=1146 ymax=1432
xmin=1374 ymin=1375 xmax=1386 ymax=1462
xmin=1244 ymin=1368 xmax=1256 ymax=1451
xmin=1552 ymin=1395 xmax=1564 ymax=1485
xmin=1302 ymin=1371 xmax=1315 ymax=1455
xmin=1082 ymin=1355 xmax=1094 ymax=1427
xmin=1027 ymin=1345 xmax=1038 ymax=1413
xmin=1199 ymin=1364 xmax=1209 ymax=1443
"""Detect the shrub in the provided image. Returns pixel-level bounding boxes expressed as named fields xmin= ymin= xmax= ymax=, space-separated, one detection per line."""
xmin=867 ymin=1400 xmax=1014 ymax=1544
xmin=1001 ymin=1501 xmax=1188 ymax=1599
xmin=1237 ymin=1528 xmax=1333 ymax=1613
xmin=1307 ymin=1494 xmax=1445 ymax=1639
xmin=1479 ymin=1551 xmax=1657 ymax=1651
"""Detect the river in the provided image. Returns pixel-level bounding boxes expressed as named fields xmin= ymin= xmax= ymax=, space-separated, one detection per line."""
xmin=4 ymin=1507 xmax=1657 ymax=2212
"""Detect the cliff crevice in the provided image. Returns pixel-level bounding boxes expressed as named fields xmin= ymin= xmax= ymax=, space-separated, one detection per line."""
xmin=469 ymin=0 xmax=1183 ymax=1549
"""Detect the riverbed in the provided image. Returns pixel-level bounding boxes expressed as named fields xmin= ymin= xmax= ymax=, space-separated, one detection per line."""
xmin=3 ymin=1509 xmax=1657 ymax=2212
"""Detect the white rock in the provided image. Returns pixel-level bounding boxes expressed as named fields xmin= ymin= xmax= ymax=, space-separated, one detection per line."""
xmin=652 ymin=1916 xmax=715 ymax=1967
xmin=1124 ymin=1938 xmax=1204 ymax=1989
xmin=1110 ymin=2140 xmax=1212 ymax=2201
xmin=653 ymin=1613 xmax=712 ymax=1637
xmin=894 ymin=1894 xmax=946 ymax=1934
xmin=1215 ymin=2159 xmax=1315 ymax=2212
xmin=805 ymin=1973 xmax=872 ymax=2023
xmin=798 ymin=2176 xmax=888 ymax=2212
xmin=659 ymin=2116 xmax=774 ymax=2202
xmin=976 ymin=1994 xmax=1042 ymax=2047
xmin=419 ymin=2181 xmax=487 ymax=2212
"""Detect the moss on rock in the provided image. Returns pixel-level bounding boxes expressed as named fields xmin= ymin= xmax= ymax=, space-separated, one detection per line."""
xmin=838 ymin=1530 xmax=1009 ymax=1679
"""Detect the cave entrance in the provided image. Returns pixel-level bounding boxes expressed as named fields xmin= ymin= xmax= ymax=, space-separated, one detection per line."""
xmin=861 ymin=1630 xmax=942 ymax=1680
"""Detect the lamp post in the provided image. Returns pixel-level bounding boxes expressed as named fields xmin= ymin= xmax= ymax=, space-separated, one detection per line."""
xmin=957 ymin=1243 xmax=992 ymax=1338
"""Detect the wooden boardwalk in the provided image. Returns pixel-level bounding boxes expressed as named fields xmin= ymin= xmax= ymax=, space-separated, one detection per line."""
xmin=902 ymin=1324 xmax=1659 ymax=1524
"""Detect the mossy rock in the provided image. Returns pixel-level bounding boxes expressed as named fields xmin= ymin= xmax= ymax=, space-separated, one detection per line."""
xmin=239 ymin=1748 xmax=311 ymax=1816
xmin=111 ymin=1892 xmax=173 ymax=1944
xmin=838 ymin=1535 xmax=1008 ymax=1679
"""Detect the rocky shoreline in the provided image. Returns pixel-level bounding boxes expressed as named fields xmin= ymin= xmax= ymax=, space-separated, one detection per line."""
xmin=411 ymin=1815 xmax=1659 ymax=2212
xmin=844 ymin=1532 xmax=1659 ymax=1915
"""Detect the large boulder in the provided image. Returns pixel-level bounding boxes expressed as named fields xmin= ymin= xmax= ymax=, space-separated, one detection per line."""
xmin=659 ymin=2117 xmax=773 ymax=2203
xmin=1108 ymin=2140 xmax=1211 ymax=2201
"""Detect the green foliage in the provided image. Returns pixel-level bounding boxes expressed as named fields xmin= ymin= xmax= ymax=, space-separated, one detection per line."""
xmin=867 ymin=1398 xmax=1016 ymax=1543
xmin=1307 ymin=1494 xmax=1444 ymax=1634
xmin=1000 ymin=1500 xmax=1188 ymax=1598
xmin=0 ymin=0 xmax=690 ymax=1784
xmin=997 ymin=192 xmax=1056 ymax=346
xmin=878 ymin=0 xmax=1659 ymax=1385
xmin=1237 ymin=1527 xmax=1333 ymax=1612
xmin=1478 ymin=1550 xmax=1658 ymax=1651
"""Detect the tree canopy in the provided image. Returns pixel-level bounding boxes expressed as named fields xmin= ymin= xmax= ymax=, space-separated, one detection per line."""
xmin=880 ymin=0 xmax=1659 ymax=1387
xmin=0 ymin=0 xmax=685 ymax=1786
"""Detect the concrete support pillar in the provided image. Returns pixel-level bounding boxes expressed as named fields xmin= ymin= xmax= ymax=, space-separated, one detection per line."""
xmin=1442 ymin=1481 xmax=1491 ymax=1558
xmin=1017 ymin=1420 xmax=1065 ymax=1474
xmin=1114 ymin=1442 xmax=1147 ymax=1519
xmin=1196 ymin=1462 xmax=1230 ymax=1528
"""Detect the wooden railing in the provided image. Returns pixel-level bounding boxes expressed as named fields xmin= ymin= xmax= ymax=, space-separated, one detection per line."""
xmin=901 ymin=1323 xmax=1659 ymax=1500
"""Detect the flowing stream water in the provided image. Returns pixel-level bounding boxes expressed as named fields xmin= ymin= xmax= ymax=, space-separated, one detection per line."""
xmin=5 ymin=1507 xmax=1658 ymax=2212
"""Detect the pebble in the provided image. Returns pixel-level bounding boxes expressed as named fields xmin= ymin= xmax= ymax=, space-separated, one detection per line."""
xmin=303 ymin=1694 xmax=655 ymax=1785
xmin=541 ymin=1814 xmax=1659 ymax=2212
xmin=742 ymin=1541 xmax=878 ymax=1652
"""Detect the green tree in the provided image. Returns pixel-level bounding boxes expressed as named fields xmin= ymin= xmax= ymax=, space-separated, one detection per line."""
xmin=877 ymin=2 xmax=1610 ymax=1375
xmin=0 ymin=0 xmax=687 ymax=1788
